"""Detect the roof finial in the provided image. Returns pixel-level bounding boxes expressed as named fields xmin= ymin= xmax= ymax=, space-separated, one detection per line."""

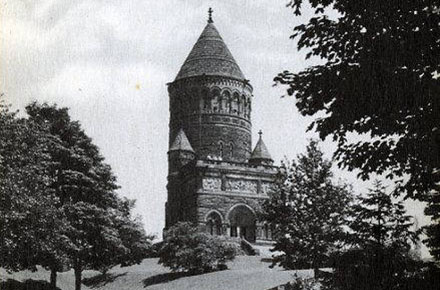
xmin=208 ymin=7 xmax=213 ymax=23
xmin=258 ymin=129 xmax=263 ymax=138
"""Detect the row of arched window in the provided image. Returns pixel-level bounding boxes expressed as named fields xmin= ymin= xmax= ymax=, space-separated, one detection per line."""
xmin=171 ymin=88 xmax=251 ymax=119
xmin=203 ymin=89 xmax=251 ymax=118
xmin=205 ymin=211 xmax=272 ymax=240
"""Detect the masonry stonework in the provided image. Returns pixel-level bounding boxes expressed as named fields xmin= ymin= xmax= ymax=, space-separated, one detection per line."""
xmin=165 ymin=14 xmax=277 ymax=243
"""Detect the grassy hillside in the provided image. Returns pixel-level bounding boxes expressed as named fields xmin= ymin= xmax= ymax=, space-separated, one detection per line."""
xmin=1 ymin=257 xmax=312 ymax=290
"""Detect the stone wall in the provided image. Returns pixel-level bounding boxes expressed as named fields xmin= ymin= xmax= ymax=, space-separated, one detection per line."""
xmin=168 ymin=76 xmax=253 ymax=163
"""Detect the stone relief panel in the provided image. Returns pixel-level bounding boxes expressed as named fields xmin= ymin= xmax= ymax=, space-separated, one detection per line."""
xmin=202 ymin=177 xmax=221 ymax=191
xmin=225 ymin=179 xmax=257 ymax=194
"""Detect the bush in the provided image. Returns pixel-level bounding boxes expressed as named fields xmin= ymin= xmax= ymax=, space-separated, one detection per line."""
xmin=269 ymin=276 xmax=320 ymax=290
xmin=158 ymin=222 xmax=239 ymax=274
xmin=323 ymin=247 xmax=440 ymax=290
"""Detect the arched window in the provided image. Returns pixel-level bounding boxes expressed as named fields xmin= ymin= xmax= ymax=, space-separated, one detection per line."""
xmin=217 ymin=95 xmax=223 ymax=112
xmin=232 ymin=92 xmax=240 ymax=114
xmin=237 ymin=98 xmax=241 ymax=115
xmin=224 ymin=91 xmax=232 ymax=113
xmin=206 ymin=212 xmax=222 ymax=235
xmin=221 ymin=91 xmax=230 ymax=112
xmin=240 ymin=95 xmax=246 ymax=116
xmin=202 ymin=88 xmax=211 ymax=111
xmin=264 ymin=223 xmax=270 ymax=239
xmin=211 ymin=88 xmax=220 ymax=112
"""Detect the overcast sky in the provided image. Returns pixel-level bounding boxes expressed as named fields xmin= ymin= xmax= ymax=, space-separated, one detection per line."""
xmin=0 ymin=0 xmax=429 ymax=255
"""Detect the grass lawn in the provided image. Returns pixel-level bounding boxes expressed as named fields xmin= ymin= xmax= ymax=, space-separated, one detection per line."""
xmin=1 ymin=256 xmax=313 ymax=290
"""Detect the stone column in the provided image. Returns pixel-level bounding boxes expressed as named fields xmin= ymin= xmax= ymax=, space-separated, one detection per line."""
xmin=225 ymin=224 xmax=231 ymax=237
xmin=257 ymin=179 xmax=262 ymax=195
xmin=256 ymin=224 xmax=263 ymax=240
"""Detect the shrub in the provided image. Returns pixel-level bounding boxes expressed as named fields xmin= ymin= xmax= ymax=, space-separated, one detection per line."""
xmin=269 ymin=276 xmax=320 ymax=290
xmin=158 ymin=222 xmax=240 ymax=274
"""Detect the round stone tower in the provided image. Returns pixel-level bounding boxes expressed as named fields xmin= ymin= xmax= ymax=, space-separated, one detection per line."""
xmin=167 ymin=13 xmax=253 ymax=162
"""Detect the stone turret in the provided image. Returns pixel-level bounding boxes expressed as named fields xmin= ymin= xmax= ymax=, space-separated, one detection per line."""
xmin=168 ymin=129 xmax=196 ymax=173
xmin=249 ymin=130 xmax=273 ymax=166
xmin=167 ymin=13 xmax=253 ymax=162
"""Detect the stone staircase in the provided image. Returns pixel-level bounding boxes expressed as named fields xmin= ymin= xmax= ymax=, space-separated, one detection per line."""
xmin=226 ymin=237 xmax=278 ymax=258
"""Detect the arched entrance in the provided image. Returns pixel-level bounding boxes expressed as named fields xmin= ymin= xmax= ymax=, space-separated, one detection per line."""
xmin=227 ymin=204 xmax=256 ymax=242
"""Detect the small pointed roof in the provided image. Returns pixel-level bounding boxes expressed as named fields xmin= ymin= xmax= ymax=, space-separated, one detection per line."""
xmin=169 ymin=129 xmax=194 ymax=153
xmin=249 ymin=130 xmax=273 ymax=163
xmin=175 ymin=10 xmax=245 ymax=81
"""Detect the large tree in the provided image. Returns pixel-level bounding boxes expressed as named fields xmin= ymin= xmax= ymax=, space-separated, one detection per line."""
xmin=326 ymin=180 xmax=422 ymax=290
xmin=261 ymin=140 xmax=353 ymax=275
xmin=275 ymin=0 xmax=440 ymax=259
xmin=0 ymin=101 xmax=71 ymax=286
xmin=24 ymin=102 xmax=152 ymax=290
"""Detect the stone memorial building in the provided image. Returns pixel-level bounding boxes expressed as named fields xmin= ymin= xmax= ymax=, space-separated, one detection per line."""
xmin=165 ymin=10 xmax=277 ymax=243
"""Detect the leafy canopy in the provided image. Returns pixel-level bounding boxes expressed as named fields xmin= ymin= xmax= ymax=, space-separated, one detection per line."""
xmin=325 ymin=181 xmax=422 ymax=290
xmin=0 ymin=101 xmax=71 ymax=273
xmin=276 ymin=0 xmax=440 ymax=199
xmin=262 ymin=140 xmax=353 ymax=271
xmin=1 ymin=101 xmax=153 ymax=290
xmin=159 ymin=222 xmax=239 ymax=274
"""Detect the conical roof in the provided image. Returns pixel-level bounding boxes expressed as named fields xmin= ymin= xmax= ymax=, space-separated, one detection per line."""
xmin=250 ymin=132 xmax=273 ymax=162
xmin=169 ymin=129 xmax=194 ymax=153
xmin=175 ymin=21 xmax=245 ymax=81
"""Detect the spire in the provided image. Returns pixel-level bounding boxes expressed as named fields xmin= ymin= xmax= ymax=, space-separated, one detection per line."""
xmin=249 ymin=130 xmax=273 ymax=165
xmin=174 ymin=13 xmax=245 ymax=81
xmin=208 ymin=7 xmax=213 ymax=23
xmin=169 ymin=129 xmax=195 ymax=153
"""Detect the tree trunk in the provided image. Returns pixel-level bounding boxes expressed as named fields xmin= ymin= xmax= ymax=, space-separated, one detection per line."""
xmin=50 ymin=268 xmax=57 ymax=289
xmin=74 ymin=262 xmax=82 ymax=290
xmin=312 ymin=255 xmax=319 ymax=278
xmin=313 ymin=267 xmax=319 ymax=279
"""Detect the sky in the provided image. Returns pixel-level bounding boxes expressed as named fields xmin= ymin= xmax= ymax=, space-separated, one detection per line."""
xmin=0 ymin=0 xmax=430 ymax=255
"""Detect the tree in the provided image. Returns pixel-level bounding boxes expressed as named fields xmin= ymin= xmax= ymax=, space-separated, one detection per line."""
xmin=276 ymin=0 xmax=439 ymax=198
xmin=159 ymin=222 xmax=240 ymax=274
xmin=25 ymin=102 xmax=152 ymax=290
xmin=92 ymin=198 xmax=153 ymax=273
xmin=424 ymin=170 xmax=440 ymax=264
xmin=326 ymin=180 xmax=420 ymax=290
xmin=0 ymin=101 xmax=71 ymax=287
xmin=261 ymin=140 xmax=353 ymax=275
xmin=275 ymin=0 xmax=439 ymax=262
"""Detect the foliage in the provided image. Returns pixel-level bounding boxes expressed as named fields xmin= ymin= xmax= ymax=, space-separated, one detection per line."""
xmin=348 ymin=180 xmax=418 ymax=249
xmin=25 ymin=102 xmax=153 ymax=290
xmin=261 ymin=140 xmax=353 ymax=273
xmin=159 ymin=222 xmax=239 ymax=274
xmin=270 ymin=275 xmax=320 ymax=290
xmin=423 ymin=171 xmax=440 ymax=263
xmin=0 ymin=101 xmax=71 ymax=274
xmin=1 ymin=101 xmax=152 ymax=290
xmin=276 ymin=0 xmax=439 ymax=200
xmin=324 ymin=181 xmax=421 ymax=290
xmin=325 ymin=248 xmax=439 ymax=290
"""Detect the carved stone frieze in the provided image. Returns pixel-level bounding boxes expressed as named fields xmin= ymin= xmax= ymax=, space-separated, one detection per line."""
xmin=225 ymin=179 xmax=257 ymax=193
xmin=202 ymin=177 xmax=221 ymax=191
